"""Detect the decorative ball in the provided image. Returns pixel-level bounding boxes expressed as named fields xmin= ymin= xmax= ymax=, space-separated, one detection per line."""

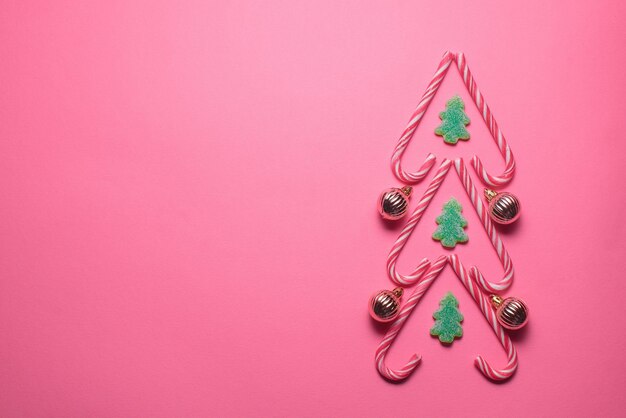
xmin=490 ymin=295 xmax=529 ymax=330
xmin=378 ymin=187 xmax=412 ymax=220
xmin=369 ymin=287 xmax=404 ymax=323
xmin=484 ymin=189 xmax=521 ymax=225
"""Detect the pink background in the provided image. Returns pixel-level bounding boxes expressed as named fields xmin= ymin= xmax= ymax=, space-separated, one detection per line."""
xmin=1 ymin=1 xmax=625 ymax=417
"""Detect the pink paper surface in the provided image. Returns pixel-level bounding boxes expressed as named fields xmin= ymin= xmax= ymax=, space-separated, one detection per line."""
xmin=1 ymin=1 xmax=625 ymax=417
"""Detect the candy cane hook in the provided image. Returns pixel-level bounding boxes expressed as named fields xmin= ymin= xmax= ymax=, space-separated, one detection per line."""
xmin=391 ymin=51 xmax=516 ymax=188
xmin=454 ymin=158 xmax=513 ymax=293
xmin=376 ymin=255 xmax=448 ymax=381
xmin=387 ymin=160 xmax=451 ymax=286
xmin=449 ymin=255 xmax=518 ymax=380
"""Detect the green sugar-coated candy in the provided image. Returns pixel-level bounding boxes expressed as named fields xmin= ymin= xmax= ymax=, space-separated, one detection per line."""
xmin=434 ymin=95 xmax=470 ymax=144
xmin=432 ymin=197 xmax=468 ymax=248
xmin=430 ymin=292 xmax=464 ymax=344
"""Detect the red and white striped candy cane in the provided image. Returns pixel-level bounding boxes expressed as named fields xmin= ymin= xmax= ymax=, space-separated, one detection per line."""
xmin=455 ymin=52 xmax=516 ymax=188
xmin=391 ymin=51 xmax=455 ymax=184
xmin=375 ymin=255 xmax=448 ymax=381
xmin=391 ymin=51 xmax=515 ymax=188
xmin=449 ymin=254 xmax=518 ymax=380
xmin=454 ymin=158 xmax=513 ymax=293
xmin=387 ymin=160 xmax=451 ymax=286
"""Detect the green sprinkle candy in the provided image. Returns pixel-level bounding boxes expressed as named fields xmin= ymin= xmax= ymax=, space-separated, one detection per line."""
xmin=432 ymin=197 xmax=469 ymax=248
xmin=434 ymin=95 xmax=470 ymax=144
xmin=430 ymin=292 xmax=464 ymax=344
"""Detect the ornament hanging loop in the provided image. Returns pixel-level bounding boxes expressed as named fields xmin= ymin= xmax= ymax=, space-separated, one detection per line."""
xmin=490 ymin=294 xmax=504 ymax=307
xmin=484 ymin=189 xmax=498 ymax=201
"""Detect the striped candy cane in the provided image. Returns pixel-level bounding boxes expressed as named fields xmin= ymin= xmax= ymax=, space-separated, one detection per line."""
xmin=454 ymin=158 xmax=513 ymax=293
xmin=391 ymin=52 xmax=455 ymax=184
xmin=391 ymin=51 xmax=515 ymax=188
xmin=376 ymin=255 xmax=518 ymax=382
xmin=376 ymin=255 xmax=448 ymax=381
xmin=455 ymin=53 xmax=516 ymax=188
xmin=449 ymin=254 xmax=518 ymax=380
xmin=387 ymin=160 xmax=452 ymax=286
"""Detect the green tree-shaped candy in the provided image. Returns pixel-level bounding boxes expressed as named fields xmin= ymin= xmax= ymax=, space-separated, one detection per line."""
xmin=434 ymin=95 xmax=470 ymax=144
xmin=430 ymin=292 xmax=463 ymax=344
xmin=432 ymin=197 xmax=468 ymax=248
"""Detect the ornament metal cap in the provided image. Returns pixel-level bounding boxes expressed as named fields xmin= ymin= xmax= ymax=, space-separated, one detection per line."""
xmin=484 ymin=189 xmax=498 ymax=201
xmin=391 ymin=287 xmax=403 ymax=298
xmin=400 ymin=186 xmax=412 ymax=197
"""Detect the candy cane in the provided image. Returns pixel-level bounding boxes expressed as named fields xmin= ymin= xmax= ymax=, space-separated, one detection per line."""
xmin=454 ymin=158 xmax=513 ymax=293
xmin=455 ymin=53 xmax=516 ymax=188
xmin=390 ymin=51 xmax=515 ymax=188
xmin=449 ymin=254 xmax=518 ymax=380
xmin=376 ymin=255 xmax=448 ymax=381
xmin=376 ymin=255 xmax=518 ymax=382
xmin=387 ymin=160 xmax=451 ymax=286
xmin=391 ymin=52 xmax=455 ymax=184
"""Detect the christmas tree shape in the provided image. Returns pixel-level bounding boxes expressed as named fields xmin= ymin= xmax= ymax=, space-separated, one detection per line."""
xmin=430 ymin=292 xmax=464 ymax=344
xmin=434 ymin=95 xmax=470 ymax=144
xmin=432 ymin=197 xmax=468 ymax=248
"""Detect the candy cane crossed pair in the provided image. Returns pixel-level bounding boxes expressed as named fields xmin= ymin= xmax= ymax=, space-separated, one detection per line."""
xmin=375 ymin=254 xmax=518 ymax=382
xmin=387 ymin=158 xmax=514 ymax=293
xmin=391 ymin=51 xmax=515 ymax=188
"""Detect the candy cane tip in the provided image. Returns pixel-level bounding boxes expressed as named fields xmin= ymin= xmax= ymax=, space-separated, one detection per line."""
xmin=474 ymin=357 xmax=493 ymax=378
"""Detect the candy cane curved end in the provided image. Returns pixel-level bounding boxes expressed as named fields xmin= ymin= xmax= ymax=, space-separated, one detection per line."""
xmin=474 ymin=349 xmax=518 ymax=381
xmin=392 ymin=153 xmax=436 ymax=185
xmin=376 ymin=353 xmax=422 ymax=382
xmin=471 ymin=155 xmax=516 ymax=188
xmin=470 ymin=265 xmax=514 ymax=294
xmin=388 ymin=257 xmax=430 ymax=287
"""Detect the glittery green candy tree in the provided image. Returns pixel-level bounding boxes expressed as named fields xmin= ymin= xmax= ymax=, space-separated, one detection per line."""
xmin=434 ymin=95 xmax=470 ymax=144
xmin=430 ymin=292 xmax=464 ymax=344
xmin=432 ymin=198 xmax=468 ymax=248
